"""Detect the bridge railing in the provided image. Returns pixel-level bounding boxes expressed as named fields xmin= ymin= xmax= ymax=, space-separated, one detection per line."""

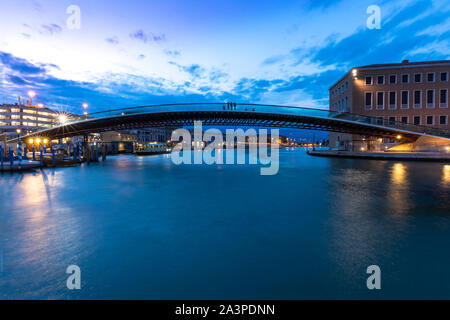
xmin=37 ymin=103 xmax=450 ymax=139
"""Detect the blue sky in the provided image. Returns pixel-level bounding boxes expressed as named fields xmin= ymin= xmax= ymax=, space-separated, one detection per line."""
xmin=0 ymin=0 xmax=449 ymax=114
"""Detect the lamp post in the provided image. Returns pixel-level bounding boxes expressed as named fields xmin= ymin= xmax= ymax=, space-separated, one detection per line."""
xmin=83 ymin=103 xmax=88 ymax=119
xmin=27 ymin=90 xmax=36 ymax=105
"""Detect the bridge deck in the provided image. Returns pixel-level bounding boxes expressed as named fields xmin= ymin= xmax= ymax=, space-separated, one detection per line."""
xmin=7 ymin=103 xmax=450 ymax=143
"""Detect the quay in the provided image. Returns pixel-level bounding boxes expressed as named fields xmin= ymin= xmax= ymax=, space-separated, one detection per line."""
xmin=0 ymin=160 xmax=41 ymax=172
xmin=307 ymin=150 xmax=450 ymax=162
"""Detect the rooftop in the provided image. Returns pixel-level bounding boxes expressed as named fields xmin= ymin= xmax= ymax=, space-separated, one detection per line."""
xmin=356 ymin=59 xmax=450 ymax=69
xmin=330 ymin=59 xmax=450 ymax=89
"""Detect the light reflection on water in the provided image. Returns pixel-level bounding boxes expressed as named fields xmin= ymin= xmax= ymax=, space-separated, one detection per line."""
xmin=0 ymin=150 xmax=449 ymax=299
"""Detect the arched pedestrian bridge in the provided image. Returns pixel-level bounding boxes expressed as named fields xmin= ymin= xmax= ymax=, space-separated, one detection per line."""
xmin=10 ymin=103 xmax=450 ymax=142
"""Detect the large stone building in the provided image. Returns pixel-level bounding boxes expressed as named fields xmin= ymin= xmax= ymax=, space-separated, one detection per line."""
xmin=329 ymin=60 xmax=450 ymax=150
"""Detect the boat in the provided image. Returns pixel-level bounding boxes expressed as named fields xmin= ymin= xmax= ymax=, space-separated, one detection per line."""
xmin=134 ymin=142 xmax=172 ymax=156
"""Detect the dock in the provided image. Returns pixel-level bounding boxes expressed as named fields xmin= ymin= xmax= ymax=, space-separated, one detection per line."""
xmin=0 ymin=160 xmax=41 ymax=172
xmin=307 ymin=150 xmax=450 ymax=162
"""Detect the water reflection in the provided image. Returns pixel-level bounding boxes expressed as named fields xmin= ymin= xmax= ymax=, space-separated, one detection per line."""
xmin=442 ymin=165 xmax=450 ymax=186
xmin=387 ymin=163 xmax=412 ymax=215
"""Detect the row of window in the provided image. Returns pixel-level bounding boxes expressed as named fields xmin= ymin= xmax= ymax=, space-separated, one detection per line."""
xmin=331 ymin=81 xmax=349 ymax=98
xmin=376 ymin=115 xmax=448 ymax=126
xmin=331 ymin=96 xmax=349 ymax=112
xmin=0 ymin=118 xmax=53 ymax=124
xmin=366 ymin=72 xmax=448 ymax=86
xmin=365 ymin=89 xmax=448 ymax=110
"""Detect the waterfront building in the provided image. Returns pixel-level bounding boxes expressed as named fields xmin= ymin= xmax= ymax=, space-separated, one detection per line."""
xmin=135 ymin=128 xmax=173 ymax=144
xmin=0 ymin=103 xmax=82 ymax=141
xmin=0 ymin=103 xmax=59 ymax=136
xmin=329 ymin=60 xmax=450 ymax=150
xmin=101 ymin=128 xmax=173 ymax=153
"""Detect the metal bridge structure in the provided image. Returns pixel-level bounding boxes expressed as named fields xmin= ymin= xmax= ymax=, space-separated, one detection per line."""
xmin=8 ymin=103 xmax=450 ymax=143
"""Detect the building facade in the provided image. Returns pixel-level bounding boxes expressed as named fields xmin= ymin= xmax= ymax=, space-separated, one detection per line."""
xmin=329 ymin=60 xmax=450 ymax=150
xmin=0 ymin=103 xmax=60 ymax=137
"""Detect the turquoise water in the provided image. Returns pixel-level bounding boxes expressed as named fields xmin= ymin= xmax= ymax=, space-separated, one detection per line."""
xmin=0 ymin=149 xmax=450 ymax=299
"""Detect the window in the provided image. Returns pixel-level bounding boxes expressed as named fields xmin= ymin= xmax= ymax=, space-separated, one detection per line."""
xmin=440 ymin=89 xmax=448 ymax=108
xmin=377 ymin=92 xmax=384 ymax=109
xmin=389 ymin=117 xmax=396 ymax=124
xmin=389 ymin=91 xmax=396 ymax=109
xmin=414 ymin=73 xmax=422 ymax=83
xmin=414 ymin=90 xmax=422 ymax=108
xmin=377 ymin=75 xmax=385 ymax=85
xmin=376 ymin=117 xmax=384 ymax=125
xmin=389 ymin=74 xmax=397 ymax=84
xmin=401 ymin=74 xmax=409 ymax=83
xmin=366 ymin=76 xmax=373 ymax=85
xmin=401 ymin=116 xmax=408 ymax=124
xmin=440 ymin=115 xmax=448 ymax=125
xmin=345 ymin=81 xmax=348 ymax=89
xmin=365 ymin=92 xmax=373 ymax=109
xmin=426 ymin=115 xmax=434 ymax=125
xmin=401 ymin=90 xmax=409 ymax=109
xmin=413 ymin=116 xmax=421 ymax=125
xmin=441 ymin=72 xmax=448 ymax=82
xmin=426 ymin=89 xmax=434 ymax=108
xmin=427 ymin=72 xmax=435 ymax=82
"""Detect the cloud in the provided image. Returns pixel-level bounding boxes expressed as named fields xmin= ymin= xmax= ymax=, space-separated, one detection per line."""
xmin=105 ymin=36 xmax=119 ymax=44
xmin=169 ymin=62 xmax=205 ymax=78
xmin=0 ymin=51 xmax=46 ymax=75
xmin=261 ymin=55 xmax=286 ymax=66
xmin=40 ymin=23 xmax=63 ymax=35
xmin=129 ymin=29 xmax=166 ymax=43
xmin=164 ymin=49 xmax=181 ymax=58
xmin=7 ymin=75 xmax=31 ymax=85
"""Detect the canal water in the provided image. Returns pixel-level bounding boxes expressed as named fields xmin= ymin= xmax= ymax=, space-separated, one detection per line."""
xmin=1 ymin=149 xmax=449 ymax=299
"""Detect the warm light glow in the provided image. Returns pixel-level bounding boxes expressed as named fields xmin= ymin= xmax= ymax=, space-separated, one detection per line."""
xmin=27 ymin=90 xmax=36 ymax=98
xmin=82 ymin=103 xmax=88 ymax=108
xmin=16 ymin=128 xmax=21 ymax=134
xmin=58 ymin=114 xmax=68 ymax=123
xmin=37 ymin=103 xmax=44 ymax=108
xmin=396 ymin=135 xmax=402 ymax=140
xmin=360 ymin=147 xmax=365 ymax=151
xmin=36 ymin=138 xmax=41 ymax=144
xmin=352 ymin=69 xmax=357 ymax=76
xmin=43 ymin=138 xmax=48 ymax=144
xmin=392 ymin=163 xmax=406 ymax=185
xmin=443 ymin=165 xmax=450 ymax=184
xmin=446 ymin=146 xmax=450 ymax=152
xmin=28 ymin=138 xmax=33 ymax=144
xmin=83 ymin=111 xmax=88 ymax=115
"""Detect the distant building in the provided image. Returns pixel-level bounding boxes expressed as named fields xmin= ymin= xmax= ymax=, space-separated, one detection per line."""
xmin=101 ymin=128 xmax=173 ymax=153
xmin=329 ymin=60 xmax=450 ymax=150
xmin=0 ymin=103 xmax=82 ymax=139
xmin=135 ymin=128 xmax=172 ymax=144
